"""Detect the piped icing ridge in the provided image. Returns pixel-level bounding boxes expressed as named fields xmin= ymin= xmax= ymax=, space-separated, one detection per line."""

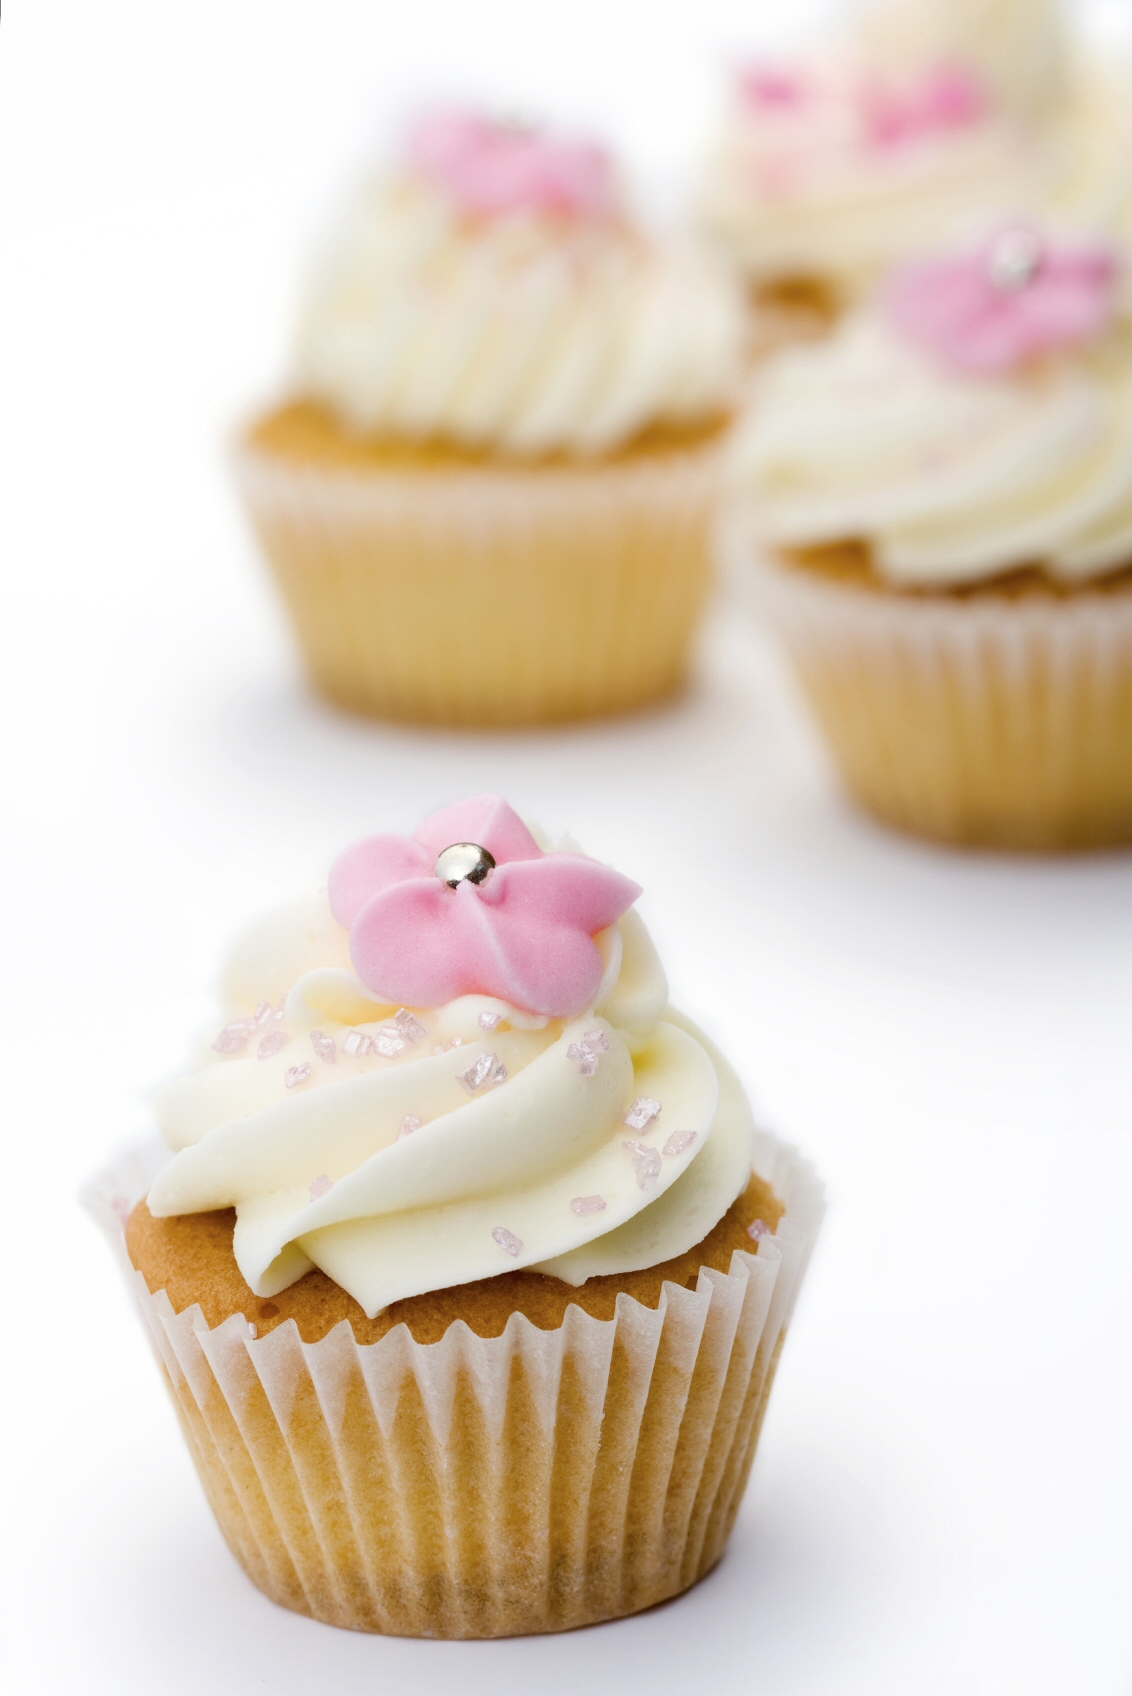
xmin=699 ymin=0 xmax=1132 ymax=297
xmin=147 ymin=798 xmax=756 ymax=1317
xmin=731 ymin=225 xmax=1132 ymax=589
xmin=293 ymin=109 xmax=745 ymax=458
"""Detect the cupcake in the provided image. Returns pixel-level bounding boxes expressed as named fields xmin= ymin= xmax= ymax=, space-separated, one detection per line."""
xmin=235 ymin=111 xmax=746 ymax=726
xmin=728 ymin=223 xmax=1132 ymax=850
xmin=699 ymin=0 xmax=1132 ymax=323
xmin=85 ymin=794 xmax=823 ymax=1637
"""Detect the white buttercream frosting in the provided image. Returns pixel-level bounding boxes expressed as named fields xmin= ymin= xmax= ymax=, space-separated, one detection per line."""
xmin=293 ymin=175 xmax=745 ymax=458
xmin=700 ymin=0 xmax=1132 ymax=298
xmin=731 ymin=312 xmax=1132 ymax=586
xmin=147 ymin=892 xmax=756 ymax=1317
xmin=855 ymin=0 xmax=1069 ymax=122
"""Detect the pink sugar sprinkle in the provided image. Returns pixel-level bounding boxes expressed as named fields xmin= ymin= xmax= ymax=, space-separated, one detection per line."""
xmin=285 ymin=1062 xmax=311 ymax=1089
xmin=623 ymin=1139 xmax=662 ymax=1191
xmin=624 ymin=1096 xmax=662 ymax=1131
xmin=748 ymin=1218 xmax=771 ymax=1242
xmin=458 ymin=1052 xmax=508 ymax=1094
xmin=309 ymin=1174 xmax=334 ymax=1201
xmin=568 ymin=1027 xmax=610 ymax=1076
xmin=570 ymin=1195 xmax=607 ymax=1216
xmin=213 ymin=1023 xmax=249 ymax=1055
xmin=257 ymin=1029 xmax=290 ymax=1060
xmin=492 ymin=1225 xmax=523 ymax=1258
xmin=662 ymin=1130 xmax=697 ymax=1158
xmin=398 ymin=1114 xmax=423 ymax=1139
xmin=393 ymin=1009 xmax=428 ymax=1045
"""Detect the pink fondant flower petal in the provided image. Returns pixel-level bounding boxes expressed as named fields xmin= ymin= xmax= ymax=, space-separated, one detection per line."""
xmin=739 ymin=64 xmax=809 ymax=110
xmin=483 ymin=856 xmax=642 ymax=932
xmin=407 ymin=109 xmax=618 ymax=222
xmin=328 ymin=835 xmax=433 ymax=927
xmin=863 ymin=65 xmax=986 ymax=149
xmin=472 ymin=905 xmax=607 ymax=1016
xmin=348 ymin=881 xmax=490 ymax=1010
xmin=332 ymin=795 xmax=643 ymax=1017
xmin=413 ymin=794 xmax=543 ymax=865
xmin=887 ymin=228 xmax=1119 ymax=374
xmin=349 ymin=876 xmax=613 ymax=1016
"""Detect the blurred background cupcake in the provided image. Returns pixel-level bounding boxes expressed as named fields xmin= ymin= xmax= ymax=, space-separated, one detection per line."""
xmin=235 ymin=108 xmax=746 ymax=727
xmin=699 ymin=0 xmax=1132 ymax=340
xmin=727 ymin=221 xmax=1132 ymax=851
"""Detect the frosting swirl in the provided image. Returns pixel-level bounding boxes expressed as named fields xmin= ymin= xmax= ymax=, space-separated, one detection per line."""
xmin=293 ymin=112 xmax=744 ymax=457
xmin=731 ymin=264 xmax=1132 ymax=586
xmin=699 ymin=0 xmax=1132 ymax=298
xmin=146 ymin=799 xmax=755 ymax=1317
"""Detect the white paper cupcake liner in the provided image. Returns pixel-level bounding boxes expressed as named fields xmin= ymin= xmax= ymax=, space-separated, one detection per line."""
xmin=233 ymin=435 xmax=724 ymax=727
xmin=727 ymin=521 xmax=1132 ymax=849
xmin=83 ymin=1131 xmax=823 ymax=1638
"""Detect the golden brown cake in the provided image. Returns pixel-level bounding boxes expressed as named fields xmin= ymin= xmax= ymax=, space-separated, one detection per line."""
xmin=126 ymin=1171 xmax=784 ymax=1345
xmin=238 ymin=403 xmax=731 ymax=727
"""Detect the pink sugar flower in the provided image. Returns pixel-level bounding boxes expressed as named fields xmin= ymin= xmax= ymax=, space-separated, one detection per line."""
xmin=862 ymin=64 xmax=986 ymax=149
xmin=328 ymin=795 xmax=641 ymax=1018
xmin=738 ymin=64 xmax=809 ymax=111
xmin=887 ymin=226 xmax=1119 ymax=374
xmin=406 ymin=108 xmax=619 ymax=222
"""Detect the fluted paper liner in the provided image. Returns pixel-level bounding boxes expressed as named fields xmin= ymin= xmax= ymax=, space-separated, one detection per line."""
xmin=233 ymin=438 xmax=723 ymax=727
xmin=730 ymin=527 xmax=1132 ymax=850
xmin=84 ymin=1132 xmax=823 ymax=1638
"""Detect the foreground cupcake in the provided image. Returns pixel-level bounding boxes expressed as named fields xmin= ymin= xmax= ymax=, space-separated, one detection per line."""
xmin=86 ymin=795 xmax=822 ymax=1636
xmin=699 ymin=0 xmax=1132 ymax=322
xmin=235 ymin=111 xmax=745 ymax=726
xmin=729 ymin=224 xmax=1132 ymax=849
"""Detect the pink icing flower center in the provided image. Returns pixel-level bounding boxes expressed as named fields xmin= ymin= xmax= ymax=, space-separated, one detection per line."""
xmin=886 ymin=226 xmax=1120 ymax=374
xmin=327 ymin=794 xmax=641 ymax=1019
xmin=406 ymin=109 xmax=619 ymax=221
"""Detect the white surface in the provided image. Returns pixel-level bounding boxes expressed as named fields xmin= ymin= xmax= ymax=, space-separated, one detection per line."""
xmin=3 ymin=2 xmax=1132 ymax=1692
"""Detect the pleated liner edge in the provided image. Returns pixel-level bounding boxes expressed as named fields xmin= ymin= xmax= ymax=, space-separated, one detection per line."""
xmin=83 ymin=1130 xmax=824 ymax=1638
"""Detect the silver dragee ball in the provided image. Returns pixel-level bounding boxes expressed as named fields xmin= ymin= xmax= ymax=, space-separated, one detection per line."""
xmin=987 ymin=227 xmax=1043 ymax=292
xmin=435 ymin=842 xmax=496 ymax=889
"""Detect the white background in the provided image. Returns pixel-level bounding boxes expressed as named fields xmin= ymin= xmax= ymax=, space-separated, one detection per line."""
xmin=4 ymin=2 xmax=1132 ymax=1691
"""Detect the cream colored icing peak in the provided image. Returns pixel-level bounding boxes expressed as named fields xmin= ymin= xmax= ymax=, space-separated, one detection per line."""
xmin=857 ymin=0 xmax=1070 ymax=121
xmin=700 ymin=0 xmax=1132 ymax=297
xmin=732 ymin=313 xmax=1132 ymax=586
xmin=148 ymin=898 xmax=755 ymax=1316
xmin=293 ymin=176 xmax=745 ymax=457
